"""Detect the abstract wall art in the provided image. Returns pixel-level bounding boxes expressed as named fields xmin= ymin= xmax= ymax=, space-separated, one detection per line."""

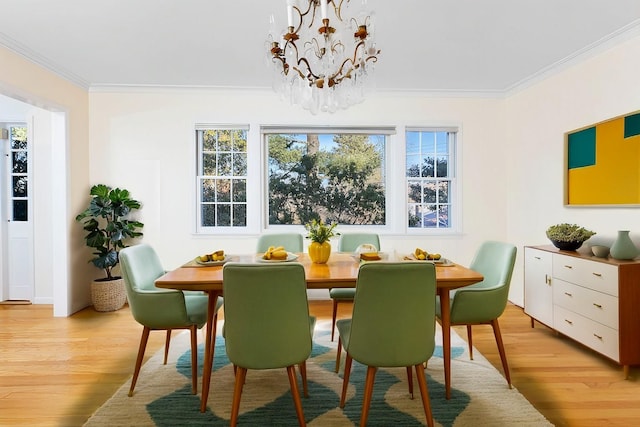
xmin=565 ymin=110 xmax=640 ymax=206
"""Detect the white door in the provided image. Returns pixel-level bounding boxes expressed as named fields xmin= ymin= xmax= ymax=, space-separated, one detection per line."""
xmin=1 ymin=123 xmax=34 ymax=301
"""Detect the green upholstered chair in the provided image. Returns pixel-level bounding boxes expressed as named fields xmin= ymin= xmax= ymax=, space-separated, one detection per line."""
xmin=119 ymin=244 xmax=223 ymax=397
xmin=256 ymin=233 xmax=304 ymax=253
xmin=223 ymin=263 xmax=315 ymax=427
xmin=436 ymin=240 xmax=517 ymax=388
xmin=329 ymin=233 xmax=380 ymax=341
xmin=335 ymin=262 xmax=436 ymax=427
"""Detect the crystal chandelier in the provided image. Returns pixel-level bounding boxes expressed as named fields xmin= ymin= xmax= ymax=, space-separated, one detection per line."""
xmin=267 ymin=0 xmax=380 ymax=114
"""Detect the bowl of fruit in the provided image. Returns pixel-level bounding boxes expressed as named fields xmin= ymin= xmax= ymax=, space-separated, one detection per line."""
xmin=195 ymin=250 xmax=227 ymax=265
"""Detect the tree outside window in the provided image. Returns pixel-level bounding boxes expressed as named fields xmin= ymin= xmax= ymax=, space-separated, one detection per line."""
xmin=266 ymin=132 xmax=386 ymax=226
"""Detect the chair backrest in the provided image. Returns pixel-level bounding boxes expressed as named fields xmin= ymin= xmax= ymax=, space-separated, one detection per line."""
xmin=223 ymin=263 xmax=312 ymax=369
xmin=452 ymin=241 xmax=517 ymax=321
xmin=338 ymin=233 xmax=381 ymax=252
xmin=346 ymin=262 xmax=437 ymax=367
xmin=256 ymin=233 xmax=304 ymax=253
xmin=469 ymin=241 xmax=517 ymax=292
xmin=120 ymin=244 xmax=190 ymax=328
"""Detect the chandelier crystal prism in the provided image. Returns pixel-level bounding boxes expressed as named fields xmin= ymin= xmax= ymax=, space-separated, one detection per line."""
xmin=266 ymin=0 xmax=380 ymax=114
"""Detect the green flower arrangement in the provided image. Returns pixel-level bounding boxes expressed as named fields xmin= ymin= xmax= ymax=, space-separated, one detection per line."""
xmin=304 ymin=219 xmax=339 ymax=244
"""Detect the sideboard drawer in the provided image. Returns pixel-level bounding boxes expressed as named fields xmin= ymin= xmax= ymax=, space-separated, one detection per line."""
xmin=552 ymin=254 xmax=618 ymax=296
xmin=553 ymin=305 xmax=619 ymax=361
xmin=553 ymin=279 xmax=619 ymax=330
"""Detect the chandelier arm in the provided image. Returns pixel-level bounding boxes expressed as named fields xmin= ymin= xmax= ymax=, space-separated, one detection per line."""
xmin=333 ymin=0 xmax=345 ymax=21
xmin=296 ymin=56 xmax=321 ymax=81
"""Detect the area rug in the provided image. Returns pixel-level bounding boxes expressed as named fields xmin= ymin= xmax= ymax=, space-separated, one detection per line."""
xmin=85 ymin=320 xmax=553 ymax=426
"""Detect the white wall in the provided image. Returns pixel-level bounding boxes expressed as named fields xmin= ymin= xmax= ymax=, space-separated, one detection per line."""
xmin=506 ymin=34 xmax=640 ymax=305
xmin=0 ymin=45 xmax=90 ymax=315
xmin=88 ymin=90 xmax=506 ymax=283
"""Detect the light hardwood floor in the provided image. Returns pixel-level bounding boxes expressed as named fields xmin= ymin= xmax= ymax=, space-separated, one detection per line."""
xmin=1 ymin=301 xmax=639 ymax=426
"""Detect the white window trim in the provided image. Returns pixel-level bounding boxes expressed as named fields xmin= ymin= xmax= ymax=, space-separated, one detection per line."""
xmin=403 ymin=125 xmax=463 ymax=235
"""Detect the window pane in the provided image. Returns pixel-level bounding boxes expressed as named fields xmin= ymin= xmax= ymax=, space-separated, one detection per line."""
xmin=217 ymin=153 xmax=232 ymax=176
xmin=216 ymin=179 xmax=231 ymax=202
xmin=233 ymin=179 xmax=246 ymax=202
xmin=266 ymin=132 xmax=386 ymax=226
xmin=233 ymin=152 xmax=247 ymax=176
xmin=12 ymin=152 xmax=27 ymax=173
xmin=13 ymin=176 xmax=28 ymax=197
xmin=216 ymin=204 xmax=231 ymax=226
xmin=202 ymin=153 xmax=216 ymax=175
xmin=203 ymin=130 xmax=217 ymax=151
xmin=202 ymin=179 xmax=215 ymax=202
xmin=233 ymin=204 xmax=247 ymax=226
xmin=13 ymin=200 xmax=28 ymax=221
xmin=11 ymin=127 xmax=27 ymax=149
xmin=202 ymin=204 xmax=215 ymax=226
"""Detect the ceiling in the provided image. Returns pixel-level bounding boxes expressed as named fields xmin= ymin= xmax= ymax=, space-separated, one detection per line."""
xmin=1 ymin=0 xmax=640 ymax=94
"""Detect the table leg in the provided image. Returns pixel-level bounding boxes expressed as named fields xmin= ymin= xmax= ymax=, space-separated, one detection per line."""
xmin=200 ymin=291 xmax=220 ymax=413
xmin=438 ymin=288 xmax=452 ymax=400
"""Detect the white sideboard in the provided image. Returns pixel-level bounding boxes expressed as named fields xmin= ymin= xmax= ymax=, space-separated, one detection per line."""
xmin=524 ymin=245 xmax=640 ymax=378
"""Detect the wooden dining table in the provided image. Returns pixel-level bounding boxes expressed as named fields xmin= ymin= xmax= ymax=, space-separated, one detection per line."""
xmin=155 ymin=252 xmax=483 ymax=412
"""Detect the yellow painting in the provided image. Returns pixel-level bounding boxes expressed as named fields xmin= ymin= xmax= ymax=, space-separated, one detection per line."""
xmin=565 ymin=111 xmax=640 ymax=206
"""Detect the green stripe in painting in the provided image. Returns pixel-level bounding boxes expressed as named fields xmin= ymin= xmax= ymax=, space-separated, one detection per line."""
xmin=624 ymin=113 xmax=640 ymax=138
xmin=568 ymin=127 xmax=596 ymax=169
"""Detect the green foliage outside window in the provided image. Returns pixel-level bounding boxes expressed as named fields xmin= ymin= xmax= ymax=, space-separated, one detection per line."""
xmin=267 ymin=133 xmax=385 ymax=226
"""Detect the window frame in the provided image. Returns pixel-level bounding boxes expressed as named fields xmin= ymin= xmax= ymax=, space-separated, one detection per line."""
xmin=404 ymin=126 xmax=461 ymax=235
xmin=195 ymin=124 xmax=250 ymax=234
xmin=260 ymin=125 xmax=395 ymax=232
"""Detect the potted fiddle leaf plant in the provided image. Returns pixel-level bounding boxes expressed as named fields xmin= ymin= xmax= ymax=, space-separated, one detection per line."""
xmin=76 ymin=184 xmax=144 ymax=311
xmin=305 ymin=218 xmax=339 ymax=264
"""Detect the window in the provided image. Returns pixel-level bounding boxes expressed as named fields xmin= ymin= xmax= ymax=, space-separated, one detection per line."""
xmin=263 ymin=127 xmax=390 ymax=226
xmin=406 ymin=128 xmax=457 ymax=230
xmin=196 ymin=126 xmax=248 ymax=231
xmin=9 ymin=125 xmax=29 ymax=221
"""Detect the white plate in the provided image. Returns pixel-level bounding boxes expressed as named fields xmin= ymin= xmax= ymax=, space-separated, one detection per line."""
xmin=351 ymin=252 xmax=385 ymax=262
xmin=194 ymin=255 xmax=229 ymax=266
xmin=256 ymin=252 xmax=299 ymax=263
xmin=404 ymin=254 xmax=453 ymax=266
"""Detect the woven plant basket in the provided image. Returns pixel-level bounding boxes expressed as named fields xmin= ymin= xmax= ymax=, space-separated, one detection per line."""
xmin=91 ymin=278 xmax=127 ymax=312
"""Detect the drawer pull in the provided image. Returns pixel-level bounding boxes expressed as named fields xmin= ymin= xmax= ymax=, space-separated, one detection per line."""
xmin=592 ymin=272 xmax=602 ymax=277
xmin=564 ymin=265 xmax=573 ymax=269
xmin=564 ymin=319 xmax=573 ymax=325
xmin=593 ymin=303 xmax=602 ymax=309
xmin=564 ymin=292 xmax=573 ymax=297
xmin=534 ymin=256 xmax=541 ymax=260
xmin=593 ymin=333 xmax=603 ymax=340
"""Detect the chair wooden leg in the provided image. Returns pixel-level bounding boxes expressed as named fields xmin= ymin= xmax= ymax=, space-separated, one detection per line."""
xmin=406 ymin=366 xmax=414 ymax=399
xmin=128 ymin=326 xmax=150 ymax=397
xmin=491 ymin=318 xmax=512 ymax=388
xmin=299 ymin=361 xmax=309 ymax=398
xmin=331 ymin=299 xmax=339 ymax=341
xmin=466 ymin=325 xmax=474 ymax=360
xmin=414 ymin=364 xmax=434 ymax=427
xmin=360 ymin=366 xmax=377 ymax=427
xmin=339 ymin=354 xmax=353 ymax=408
xmin=335 ymin=337 xmax=342 ymax=373
xmin=189 ymin=325 xmax=198 ymax=394
xmin=164 ymin=329 xmax=172 ymax=364
xmin=230 ymin=367 xmax=247 ymax=427
xmin=287 ymin=365 xmax=307 ymax=427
